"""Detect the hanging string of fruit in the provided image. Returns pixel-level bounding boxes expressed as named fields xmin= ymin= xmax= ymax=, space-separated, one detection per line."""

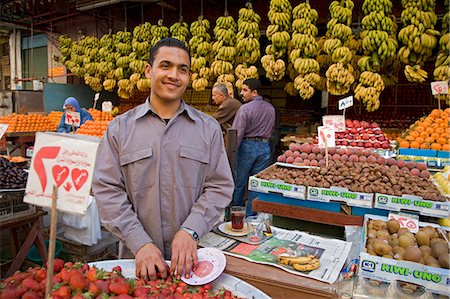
xmin=189 ymin=13 xmax=212 ymax=91
xmin=235 ymin=1 xmax=261 ymax=90
xmin=323 ymin=0 xmax=355 ymax=96
xmin=131 ymin=22 xmax=152 ymax=93
xmin=99 ymin=33 xmax=119 ymax=92
xmin=433 ymin=0 xmax=450 ymax=104
xmin=150 ymin=19 xmax=169 ymax=47
xmin=261 ymin=0 xmax=292 ymax=81
xmin=113 ymin=31 xmax=134 ymax=99
xmin=288 ymin=2 xmax=320 ymax=99
xmin=315 ymin=37 xmax=332 ymax=92
xmin=398 ymin=0 xmax=440 ymax=83
xmin=211 ymin=1 xmax=237 ymax=85
xmin=355 ymin=0 xmax=397 ymax=112
xmin=170 ymin=2 xmax=190 ymax=48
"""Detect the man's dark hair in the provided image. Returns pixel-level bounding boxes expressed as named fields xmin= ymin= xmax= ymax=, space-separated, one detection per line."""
xmin=243 ymin=78 xmax=262 ymax=94
xmin=149 ymin=37 xmax=191 ymax=66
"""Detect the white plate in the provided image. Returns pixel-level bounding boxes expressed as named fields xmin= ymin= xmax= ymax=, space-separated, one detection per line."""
xmin=181 ymin=247 xmax=226 ymax=285
xmin=89 ymin=258 xmax=271 ymax=299
xmin=218 ymin=222 xmax=250 ymax=237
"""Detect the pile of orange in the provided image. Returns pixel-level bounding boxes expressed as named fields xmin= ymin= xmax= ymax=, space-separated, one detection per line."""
xmin=0 ymin=113 xmax=57 ymax=133
xmin=47 ymin=111 xmax=64 ymax=126
xmin=76 ymin=120 xmax=109 ymax=138
xmin=87 ymin=108 xmax=114 ymax=122
xmin=398 ymin=108 xmax=450 ymax=151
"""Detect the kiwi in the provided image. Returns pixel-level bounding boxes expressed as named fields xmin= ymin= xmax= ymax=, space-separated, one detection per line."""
xmin=422 ymin=226 xmax=437 ymax=239
xmin=438 ymin=254 xmax=449 ymax=269
xmin=391 ymin=236 xmax=399 ymax=247
xmin=404 ymin=246 xmax=422 ymax=263
xmin=393 ymin=246 xmax=406 ymax=255
xmin=419 ymin=245 xmax=432 ymax=256
xmin=367 ymin=249 xmax=377 ymax=256
xmin=415 ymin=231 xmax=430 ymax=246
xmin=430 ymin=238 xmax=446 ymax=248
xmin=382 ymin=253 xmax=394 ymax=259
xmin=423 ymin=255 xmax=439 ymax=266
xmin=432 ymin=243 xmax=449 ymax=259
xmin=387 ymin=219 xmax=400 ymax=234
xmin=367 ymin=229 xmax=377 ymax=238
xmin=372 ymin=220 xmax=388 ymax=231
xmin=373 ymin=239 xmax=391 ymax=256
xmin=398 ymin=228 xmax=410 ymax=235
xmin=398 ymin=234 xmax=415 ymax=249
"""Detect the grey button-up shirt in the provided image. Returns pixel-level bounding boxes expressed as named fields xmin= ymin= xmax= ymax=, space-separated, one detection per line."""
xmin=92 ymin=99 xmax=234 ymax=258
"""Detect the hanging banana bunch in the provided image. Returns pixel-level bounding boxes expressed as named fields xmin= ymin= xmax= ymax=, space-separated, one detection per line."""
xmin=288 ymin=2 xmax=320 ymax=99
xmin=315 ymin=37 xmax=331 ymax=91
xmin=190 ymin=16 xmax=212 ymax=91
xmin=212 ymin=12 xmax=237 ymax=85
xmin=324 ymin=0 xmax=355 ymax=95
xmin=261 ymin=0 xmax=291 ymax=81
xmin=235 ymin=2 xmax=261 ymax=90
xmin=170 ymin=18 xmax=190 ymax=47
xmin=433 ymin=0 xmax=450 ymax=104
xmin=398 ymin=0 xmax=440 ymax=83
xmin=150 ymin=19 xmax=169 ymax=47
xmin=132 ymin=22 xmax=152 ymax=62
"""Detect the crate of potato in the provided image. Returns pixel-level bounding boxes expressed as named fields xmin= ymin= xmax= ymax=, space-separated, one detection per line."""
xmin=358 ymin=214 xmax=450 ymax=297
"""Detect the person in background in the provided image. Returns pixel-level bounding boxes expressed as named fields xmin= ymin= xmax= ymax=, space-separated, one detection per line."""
xmin=57 ymin=96 xmax=93 ymax=133
xmin=230 ymin=78 xmax=275 ymax=217
xmin=92 ymin=38 xmax=234 ymax=282
xmin=211 ymin=83 xmax=241 ymax=133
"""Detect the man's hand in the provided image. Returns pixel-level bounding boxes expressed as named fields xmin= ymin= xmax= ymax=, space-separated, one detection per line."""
xmin=170 ymin=230 xmax=198 ymax=279
xmin=135 ymin=243 xmax=168 ymax=281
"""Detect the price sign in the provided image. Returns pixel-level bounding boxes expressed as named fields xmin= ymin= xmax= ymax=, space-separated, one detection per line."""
xmin=102 ymin=101 xmax=112 ymax=112
xmin=388 ymin=213 xmax=419 ymax=233
xmin=24 ymin=132 xmax=100 ymax=215
xmin=338 ymin=96 xmax=353 ymax=110
xmin=318 ymin=126 xmax=335 ymax=148
xmin=0 ymin=124 xmax=8 ymax=139
xmin=94 ymin=93 xmax=100 ymax=101
xmin=64 ymin=111 xmax=81 ymax=127
xmin=323 ymin=115 xmax=345 ymax=132
xmin=431 ymin=81 xmax=449 ymax=95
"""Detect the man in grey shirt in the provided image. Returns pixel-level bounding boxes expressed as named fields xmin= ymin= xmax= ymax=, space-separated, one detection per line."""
xmin=212 ymin=83 xmax=241 ymax=133
xmin=92 ymin=38 xmax=234 ymax=281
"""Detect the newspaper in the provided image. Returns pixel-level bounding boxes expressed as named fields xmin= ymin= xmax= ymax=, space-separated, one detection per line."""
xmin=199 ymin=226 xmax=352 ymax=284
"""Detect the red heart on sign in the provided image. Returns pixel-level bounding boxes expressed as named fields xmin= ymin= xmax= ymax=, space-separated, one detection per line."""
xmin=71 ymin=168 xmax=89 ymax=190
xmin=52 ymin=165 xmax=69 ymax=187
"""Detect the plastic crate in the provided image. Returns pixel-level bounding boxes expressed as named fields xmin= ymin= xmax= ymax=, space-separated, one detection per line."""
xmin=0 ymin=189 xmax=35 ymax=222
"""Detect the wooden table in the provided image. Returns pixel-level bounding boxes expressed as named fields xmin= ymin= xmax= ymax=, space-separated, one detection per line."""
xmin=6 ymin=132 xmax=36 ymax=157
xmin=225 ymin=255 xmax=337 ymax=298
xmin=0 ymin=210 xmax=47 ymax=277
xmin=253 ymin=199 xmax=364 ymax=226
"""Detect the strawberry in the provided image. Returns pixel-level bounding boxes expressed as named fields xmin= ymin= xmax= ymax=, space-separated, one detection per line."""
xmin=69 ymin=271 xmax=87 ymax=291
xmin=108 ymin=278 xmax=130 ymax=295
xmin=22 ymin=277 xmax=41 ymax=291
xmin=21 ymin=290 xmax=41 ymax=299
xmin=132 ymin=286 xmax=150 ymax=297
xmin=94 ymin=279 xmax=110 ymax=293
xmin=53 ymin=258 xmax=65 ymax=273
xmin=109 ymin=295 xmax=133 ymax=299
xmin=95 ymin=292 xmax=111 ymax=299
xmin=0 ymin=288 xmax=21 ymax=299
xmin=88 ymin=281 xmax=101 ymax=297
xmin=71 ymin=292 xmax=86 ymax=299
xmin=112 ymin=265 xmax=122 ymax=273
xmin=34 ymin=268 xmax=47 ymax=283
xmin=51 ymin=285 xmax=71 ymax=299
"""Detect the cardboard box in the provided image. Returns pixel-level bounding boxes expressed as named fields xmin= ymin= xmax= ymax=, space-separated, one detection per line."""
xmin=358 ymin=214 xmax=450 ymax=296
xmin=374 ymin=193 xmax=449 ymax=218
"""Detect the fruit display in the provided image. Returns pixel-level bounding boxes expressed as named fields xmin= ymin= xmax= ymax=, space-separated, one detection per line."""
xmin=324 ymin=0 xmax=355 ymax=95
xmin=434 ymin=0 xmax=450 ymax=104
xmin=398 ymin=0 xmax=439 ymax=83
xmin=364 ymin=218 xmax=449 ymax=269
xmin=170 ymin=19 xmax=190 ymax=47
xmin=261 ymin=0 xmax=291 ymax=81
xmin=0 ymin=114 xmax=57 ymax=133
xmin=259 ymin=160 xmax=445 ymax=201
xmin=288 ymin=3 xmax=321 ymax=99
xmin=47 ymin=111 xmax=64 ymax=127
xmin=0 ymin=156 xmax=28 ymax=189
xmin=397 ymin=109 xmax=449 ymax=151
xmin=433 ymin=166 xmax=450 ymax=195
xmin=87 ymin=108 xmax=114 ymax=122
xmin=212 ymin=14 xmax=237 ymax=85
xmin=0 ymin=260 xmax=245 ymax=299
xmin=190 ymin=17 xmax=212 ymax=91
xmin=234 ymin=2 xmax=261 ymax=90
xmin=75 ymin=120 xmax=110 ymax=139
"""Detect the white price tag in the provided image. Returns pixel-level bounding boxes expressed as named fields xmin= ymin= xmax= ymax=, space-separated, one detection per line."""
xmin=388 ymin=213 xmax=419 ymax=233
xmin=64 ymin=111 xmax=81 ymax=127
xmin=318 ymin=126 xmax=335 ymax=148
xmin=94 ymin=93 xmax=100 ymax=101
xmin=102 ymin=101 xmax=112 ymax=112
xmin=322 ymin=115 xmax=345 ymax=132
xmin=338 ymin=96 xmax=353 ymax=110
xmin=0 ymin=124 xmax=8 ymax=139
xmin=431 ymin=81 xmax=449 ymax=95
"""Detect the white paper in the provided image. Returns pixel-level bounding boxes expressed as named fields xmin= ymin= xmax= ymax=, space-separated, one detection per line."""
xmin=102 ymin=101 xmax=113 ymax=112
xmin=0 ymin=124 xmax=8 ymax=139
xmin=388 ymin=212 xmax=419 ymax=233
xmin=322 ymin=115 xmax=345 ymax=132
xmin=318 ymin=126 xmax=336 ymax=148
xmin=431 ymin=81 xmax=449 ymax=95
xmin=338 ymin=96 xmax=353 ymax=110
xmin=64 ymin=111 xmax=81 ymax=127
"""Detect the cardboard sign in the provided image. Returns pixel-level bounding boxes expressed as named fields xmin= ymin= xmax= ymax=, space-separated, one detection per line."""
xmin=431 ymin=81 xmax=449 ymax=95
xmin=338 ymin=96 xmax=353 ymax=110
xmin=388 ymin=212 xmax=419 ymax=233
xmin=102 ymin=101 xmax=112 ymax=112
xmin=0 ymin=124 xmax=8 ymax=139
xmin=24 ymin=132 xmax=100 ymax=215
xmin=318 ymin=126 xmax=335 ymax=148
xmin=322 ymin=115 xmax=345 ymax=132
xmin=65 ymin=111 xmax=81 ymax=127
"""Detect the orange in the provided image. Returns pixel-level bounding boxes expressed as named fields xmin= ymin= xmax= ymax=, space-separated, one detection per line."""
xmin=415 ymin=126 xmax=425 ymax=132
xmin=410 ymin=131 xmax=420 ymax=137
xmin=415 ymin=137 xmax=425 ymax=144
xmin=425 ymin=137 xmax=434 ymax=143
xmin=420 ymin=142 xmax=430 ymax=149
xmin=425 ymin=127 xmax=434 ymax=134
xmin=435 ymin=127 xmax=445 ymax=134
xmin=431 ymin=143 xmax=442 ymax=150
xmin=399 ymin=140 xmax=410 ymax=148
xmin=437 ymin=137 xmax=447 ymax=145
xmin=406 ymin=135 xmax=415 ymax=141
xmin=435 ymin=118 xmax=443 ymax=124
xmin=410 ymin=141 xmax=420 ymax=148
xmin=420 ymin=131 xmax=429 ymax=138
xmin=442 ymin=143 xmax=450 ymax=151
xmin=431 ymin=133 xmax=440 ymax=140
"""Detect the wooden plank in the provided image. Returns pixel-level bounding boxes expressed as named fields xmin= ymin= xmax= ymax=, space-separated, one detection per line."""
xmin=253 ymin=199 xmax=364 ymax=226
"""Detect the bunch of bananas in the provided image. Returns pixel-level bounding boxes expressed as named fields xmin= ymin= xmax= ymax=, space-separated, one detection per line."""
xmin=189 ymin=17 xmax=212 ymax=91
xmin=362 ymin=0 xmax=393 ymax=16
xmin=325 ymin=0 xmax=355 ymax=95
xmin=235 ymin=64 xmax=259 ymax=90
xmin=284 ymin=82 xmax=297 ymax=96
xmin=398 ymin=0 xmax=439 ymax=83
xmin=84 ymin=74 xmax=102 ymax=92
xmin=137 ymin=78 xmax=151 ymax=92
xmin=150 ymin=20 xmax=169 ymax=47
xmin=212 ymin=14 xmax=237 ymax=85
xmin=132 ymin=22 xmax=152 ymax=60
xmin=236 ymin=2 xmax=261 ymax=65
xmin=263 ymin=0 xmax=291 ymax=81
xmin=103 ymin=79 xmax=116 ymax=92
xmin=170 ymin=20 xmax=190 ymax=47
xmin=354 ymin=71 xmax=385 ymax=111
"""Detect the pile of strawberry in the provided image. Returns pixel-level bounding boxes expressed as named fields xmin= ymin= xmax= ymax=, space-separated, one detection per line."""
xmin=0 ymin=259 xmax=244 ymax=299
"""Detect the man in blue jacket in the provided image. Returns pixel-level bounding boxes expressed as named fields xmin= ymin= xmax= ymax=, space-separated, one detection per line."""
xmin=57 ymin=97 xmax=93 ymax=133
